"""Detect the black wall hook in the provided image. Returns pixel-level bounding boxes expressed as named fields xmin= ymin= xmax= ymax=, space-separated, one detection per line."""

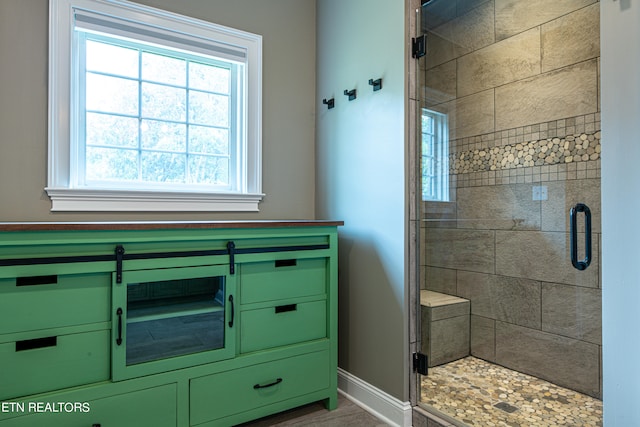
xmin=344 ymin=89 xmax=356 ymax=101
xmin=322 ymin=98 xmax=335 ymax=109
xmin=369 ymin=78 xmax=382 ymax=91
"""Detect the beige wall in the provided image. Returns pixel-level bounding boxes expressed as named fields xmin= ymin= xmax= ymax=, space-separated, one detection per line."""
xmin=316 ymin=0 xmax=408 ymax=401
xmin=0 ymin=0 xmax=317 ymax=221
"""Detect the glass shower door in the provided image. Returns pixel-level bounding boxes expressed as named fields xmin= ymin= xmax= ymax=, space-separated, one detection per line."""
xmin=414 ymin=0 xmax=603 ymax=425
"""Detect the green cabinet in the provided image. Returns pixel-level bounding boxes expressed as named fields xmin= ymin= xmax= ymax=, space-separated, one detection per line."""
xmin=0 ymin=221 xmax=340 ymax=427
xmin=0 ymin=384 xmax=177 ymax=427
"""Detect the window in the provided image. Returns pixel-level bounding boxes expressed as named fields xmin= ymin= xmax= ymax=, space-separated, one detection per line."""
xmin=48 ymin=0 xmax=263 ymax=211
xmin=421 ymin=109 xmax=449 ymax=202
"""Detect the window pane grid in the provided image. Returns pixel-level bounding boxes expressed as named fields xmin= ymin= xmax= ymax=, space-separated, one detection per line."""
xmin=421 ymin=109 xmax=449 ymax=202
xmin=83 ymin=34 xmax=233 ymax=188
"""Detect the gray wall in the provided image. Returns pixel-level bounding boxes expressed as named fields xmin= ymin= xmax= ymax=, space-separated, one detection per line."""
xmin=316 ymin=0 xmax=408 ymax=400
xmin=420 ymin=1 xmax=602 ymax=398
xmin=0 ymin=0 xmax=317 ymax=221
xmin=601 ymin=0 xmax=640 ymax=425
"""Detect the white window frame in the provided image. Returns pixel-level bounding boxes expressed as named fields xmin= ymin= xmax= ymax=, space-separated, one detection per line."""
xmin=47 ymin=0 xmax=263 ymax=212
xmin=421 ymin=108 xmax=449 ymax=202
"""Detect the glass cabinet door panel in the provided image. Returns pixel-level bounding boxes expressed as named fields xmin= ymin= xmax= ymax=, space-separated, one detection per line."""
xmin=112 ymin=264 xmax=236 ymax=381
xmin=126 ymin=275 xmax=226 ymax=365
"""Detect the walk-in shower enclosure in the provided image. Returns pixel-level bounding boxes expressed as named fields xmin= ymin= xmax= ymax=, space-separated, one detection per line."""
xmin=414 ymin=0 xmax=602 ymax=418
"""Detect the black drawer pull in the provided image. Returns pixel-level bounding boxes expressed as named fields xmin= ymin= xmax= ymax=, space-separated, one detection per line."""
xmin=16 ymin=275 xmax=58 ymax=287
xmin=254 ymin=378 xmax=282 ymax=389
xmin=275 ymin=304 xmax=297 ymax=314
xmin=275 ymin=259 xmax=297 ymax=268
xmin=16 ymin=336 xmax=57 ymax=352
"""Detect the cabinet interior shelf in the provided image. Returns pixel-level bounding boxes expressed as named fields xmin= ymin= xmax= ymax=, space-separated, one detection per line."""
xmin=128 ymin=297 xmax=223 ymax=323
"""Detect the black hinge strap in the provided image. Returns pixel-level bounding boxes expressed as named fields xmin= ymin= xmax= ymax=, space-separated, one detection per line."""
xmin=227 ymin=241 xmax=236 ymax=275
xmin=115 ymin=245 xmax=125 ymax=284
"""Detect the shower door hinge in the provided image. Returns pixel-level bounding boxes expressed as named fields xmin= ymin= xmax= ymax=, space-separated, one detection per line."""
xmin=413 ymin=352 xmax=428 ymax=375
xmin=412 ymin=35 xmax=426 ymax=59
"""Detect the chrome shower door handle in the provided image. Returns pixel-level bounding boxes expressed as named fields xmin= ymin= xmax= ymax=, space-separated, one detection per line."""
xmin=570 ymin=203 xmax=592 ymax=271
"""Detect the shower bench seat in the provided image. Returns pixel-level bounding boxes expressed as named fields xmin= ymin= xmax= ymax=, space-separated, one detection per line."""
xmin=420 ymin=290 xmax=470 ymax=367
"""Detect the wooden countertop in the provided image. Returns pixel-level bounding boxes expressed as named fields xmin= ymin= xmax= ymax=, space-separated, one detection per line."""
xmin=0 ymin=220 xmax=344 ymax=232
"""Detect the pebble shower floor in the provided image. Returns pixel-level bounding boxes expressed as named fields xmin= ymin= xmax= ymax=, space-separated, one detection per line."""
xmin=420 ymin=357 xmax=602 ymax=426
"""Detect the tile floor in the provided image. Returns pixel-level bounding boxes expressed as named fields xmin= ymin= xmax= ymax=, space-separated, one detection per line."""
xmin=236 ymin=393 xmax=391 ymax=427
xmin=420 ymin=357 xmax=603 ymax=427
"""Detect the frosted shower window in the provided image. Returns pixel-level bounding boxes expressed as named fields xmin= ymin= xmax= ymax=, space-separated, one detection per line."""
xmin=47 ymin=0 xmax=263 ymax=211
xmin=421 ymin=109 xmax=449 ymax=201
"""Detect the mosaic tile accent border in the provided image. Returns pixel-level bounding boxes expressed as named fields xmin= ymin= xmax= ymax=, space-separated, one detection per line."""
xmin=452 ymin=132 xmax=601 ymax=173
xmin=448 ymin=113 xmax=601 ymax=188
xmin=454 ymin=160 xmax=601 ymax=188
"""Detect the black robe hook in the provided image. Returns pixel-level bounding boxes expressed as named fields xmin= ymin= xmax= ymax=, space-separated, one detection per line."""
xmin=343 ymin=89 xmax=356 ymax=101
xmin=369 ymin=78 xmax=382 ymax=91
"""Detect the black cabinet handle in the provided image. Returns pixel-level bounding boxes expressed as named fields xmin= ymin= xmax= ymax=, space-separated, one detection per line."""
xmin=92 ymin=424 xmax=101 ymax=427
xmin=16 ymin=336 xmax=57 ymax=352
xmin=570 ymin=203 xmax=592 ymax=271
xmin=228 ymin=295 xmax=235 ymax=328
xmin=16 ymin=275 xmax=57 ymax=287
xmin=116 ymin=307 xmax=123 ymax=345
xmin=275 ymin=259 xmax=297 ymax=268
xmin=253 ymin=378 xmax=282 ymax=389
xmin=275 ymin=304 xmax=297 ymax=314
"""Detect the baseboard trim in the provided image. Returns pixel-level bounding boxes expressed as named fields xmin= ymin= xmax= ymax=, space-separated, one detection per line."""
xmin=337 ymin=368 xmax=412 ymax=427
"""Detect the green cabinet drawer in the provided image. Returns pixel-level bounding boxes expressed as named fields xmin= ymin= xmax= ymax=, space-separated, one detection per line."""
xmin=240 ymin=300 xmax=327 ymax=353
xmin=240 ymin=258 xmax=326 ymax=304
xmin=0 ymin=330 xmax=110 ymax=400
xmin=190 ymin=349 xmax=330 ymax=426
xmin=0 ymin=273 xmax=110 ymax=335
xmin=0 ymin=383 xmax=176 ymax=427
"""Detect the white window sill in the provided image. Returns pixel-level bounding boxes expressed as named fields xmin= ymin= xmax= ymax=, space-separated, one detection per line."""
xmin=45 ymin=188 xmax=264 ymax=212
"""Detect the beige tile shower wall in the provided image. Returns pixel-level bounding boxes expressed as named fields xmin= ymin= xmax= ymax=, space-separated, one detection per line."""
xmin=457 ymin=271 xmax=542 ymax=329
xmin=423 ymin=60 xmax=456 ymax=106
xmin=495 ymin=230 xmax=600 ymax=288
xmin=495 ymin=322 xmax=600 ymax=397
xmin=495 ymin=60 xmax=598 ymax=130
xmin=434 ymin=90 xmax=495 ymax=140
xmin=422 ymin=2 xmax=601 ymax=136
xmin=541 ymin=283 xmax=602 ymax=344
xmin=456 ymin=184 xmax=541 ymax=230
xmin=424 ymin=228 xmax=495 ymax=274
xmin=541 ymin=3 xmax=600 ymax=72
xmin=494 ymin=0 xmax=597 ymax=41
xmin=424 ymin=1 xmax=495 ymax=68
xmin=457 ymin=27 xmax=541 ymax=97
